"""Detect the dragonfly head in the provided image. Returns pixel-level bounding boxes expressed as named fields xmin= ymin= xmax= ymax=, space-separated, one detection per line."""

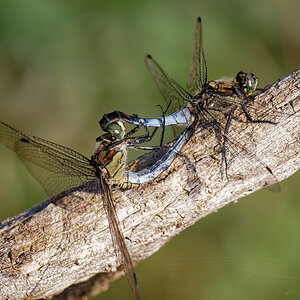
xmin=106 ymin=121 xmax=126 ymax=141
xmin=236 ymin=71 xmax=258 ymax=96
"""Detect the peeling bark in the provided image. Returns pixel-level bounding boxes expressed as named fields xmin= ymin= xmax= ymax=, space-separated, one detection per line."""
xmin=0 ymin=69 xmax=299 ymax=299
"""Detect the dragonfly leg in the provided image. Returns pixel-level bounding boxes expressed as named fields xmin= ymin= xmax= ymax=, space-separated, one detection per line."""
xmin=128 ymin=113 xmax=160 ymax=143
xmin=241 ymin=104 xmax=276 ymax=124
xmin=157 ymin=100 xmax=172 ymax=146
xmin=125 ymin=124 xmax=141 ymax=137
xmin=107 ymin=126 xmax=159 ymax=152
xmin=126 ymin=127 xmax=159 ymax=146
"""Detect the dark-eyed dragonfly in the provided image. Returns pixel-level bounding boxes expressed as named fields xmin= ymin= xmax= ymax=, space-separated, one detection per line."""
xmin=99 ymin=17 xmax=280 ymax=186
xmin=0 ymin=120 xmax=193 ymax=299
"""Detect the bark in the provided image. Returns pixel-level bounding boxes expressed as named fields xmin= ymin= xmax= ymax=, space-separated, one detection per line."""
xmin=0 ymin=69 xmax=299 ymax=299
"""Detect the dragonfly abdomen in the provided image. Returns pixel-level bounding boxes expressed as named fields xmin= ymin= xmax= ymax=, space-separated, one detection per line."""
xmin=121 ymin=126 xmax=194 ymax=189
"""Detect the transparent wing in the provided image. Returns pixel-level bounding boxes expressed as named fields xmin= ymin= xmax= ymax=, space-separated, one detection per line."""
xmin=195 ymin=103 xmax=281 ymax=190
xmin=145 ymin=54 xmax=192 ymax=114
xmin=0 ymin=121 xmax=141 ymax=298
xmin=99 ymin=175 xmax=140 ymax=300
xmin=187 ymin=17 xmax=207 ymax=93
xmin=0 ymin=122 xmax=95 ymax=196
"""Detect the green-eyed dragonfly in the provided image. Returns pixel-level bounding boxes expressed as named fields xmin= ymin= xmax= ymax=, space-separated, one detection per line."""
xmin=99 ymin=17 xmax=281 ymax=187
xmin=0 ymin=120 xmax=193 ymax=299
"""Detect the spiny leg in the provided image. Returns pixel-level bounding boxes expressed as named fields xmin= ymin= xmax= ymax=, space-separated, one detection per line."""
xmin=241 ymin=104 xmax=276 ymax=124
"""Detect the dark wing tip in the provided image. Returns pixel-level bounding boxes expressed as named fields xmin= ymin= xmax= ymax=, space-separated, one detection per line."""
xmin=145 ymin=54 xmax=152 ymax=59
xmin=197 ymin=16 xmax=202 ymax=22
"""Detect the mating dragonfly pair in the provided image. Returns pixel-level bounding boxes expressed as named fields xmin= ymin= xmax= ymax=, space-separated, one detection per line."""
xmin=0 ymin=17 xmax=279 ymax=300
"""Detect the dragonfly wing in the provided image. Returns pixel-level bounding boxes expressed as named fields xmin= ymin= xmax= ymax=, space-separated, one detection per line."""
xmin=145 ymin=54 xmax=191 ymax=114
xmin=99 ymin=175 xmax=140 ymax=300
xmin=196 ymin=106 xmax=280 ymax=189
xmin=187 ymin=16 xmax=207 ymax=93
xmin=0 ymin=122 xmax=95 ymax=196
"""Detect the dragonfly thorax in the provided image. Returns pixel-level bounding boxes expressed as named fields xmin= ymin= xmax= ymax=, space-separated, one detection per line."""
xmin=207 ymin=79 xmax=235 ymax=95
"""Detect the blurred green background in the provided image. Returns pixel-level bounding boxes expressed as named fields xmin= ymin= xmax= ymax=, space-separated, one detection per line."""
xmin=0 ymin=0 xmax=299 ymax=299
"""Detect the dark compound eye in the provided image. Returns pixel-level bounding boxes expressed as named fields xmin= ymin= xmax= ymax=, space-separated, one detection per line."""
xmin=236 ymin=71 xmax=246 ymax=84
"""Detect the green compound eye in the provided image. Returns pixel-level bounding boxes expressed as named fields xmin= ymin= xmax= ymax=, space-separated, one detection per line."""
xmin=236 ymin=71 xmax=258 ymax=96
xmin=106 ymin=121 xmax=126 ymax=141
xmin=245 ymin=73 xmax=258 ymax=95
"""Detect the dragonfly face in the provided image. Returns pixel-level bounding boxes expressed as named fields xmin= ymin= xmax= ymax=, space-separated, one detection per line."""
xmin=107 ymin=121 xmax=126 ymax=141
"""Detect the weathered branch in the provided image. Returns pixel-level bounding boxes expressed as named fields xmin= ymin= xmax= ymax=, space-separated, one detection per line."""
xmin=0 ymin=69 xmax=299 ymax=299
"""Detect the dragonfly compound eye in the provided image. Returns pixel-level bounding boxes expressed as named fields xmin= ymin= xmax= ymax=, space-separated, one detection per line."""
xmin=107 ymin=121 xmax=126 ymax=141
xmin=236 ymin=71 xmax=258 ymax=96
xmin=245 ymin=73 xmax=258 ymax=95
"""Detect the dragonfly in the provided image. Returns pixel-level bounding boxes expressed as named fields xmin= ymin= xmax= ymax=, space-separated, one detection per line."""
xmin=100 ymin=17 xmax=261 ymax=133
xmin=0 ymin=120 xmax=193 ymax=299
xmin=99 ymin=17 xmax=281 ymax=186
